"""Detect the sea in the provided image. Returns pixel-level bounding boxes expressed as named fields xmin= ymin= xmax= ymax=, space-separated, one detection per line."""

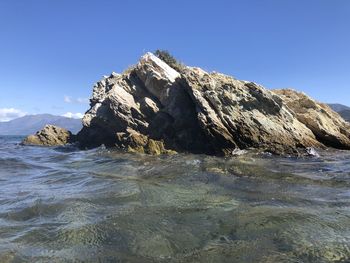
xmin=1 ymin=135 xmax=350 ymax=263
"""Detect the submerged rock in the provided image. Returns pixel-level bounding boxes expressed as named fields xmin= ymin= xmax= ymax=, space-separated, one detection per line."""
xmin=21 ymin=125 xmax=76 ymax=146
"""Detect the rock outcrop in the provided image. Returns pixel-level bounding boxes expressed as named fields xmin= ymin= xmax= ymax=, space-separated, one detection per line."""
xmin=21 ymin=125 xmax=75 ymax=146
xmin=23 ymin=53 xmax=350 ymax=156
xmin=273 ymin=89 xmax=350 ymax=149
xmin=76 ymin=52 xmax=350 ymax=155
xmin=179 ymin=68 xmax=323 ymax=155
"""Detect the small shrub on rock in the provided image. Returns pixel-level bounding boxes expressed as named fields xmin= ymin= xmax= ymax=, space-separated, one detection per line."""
xmin=154 ymin=49 xmax=184 ymax=72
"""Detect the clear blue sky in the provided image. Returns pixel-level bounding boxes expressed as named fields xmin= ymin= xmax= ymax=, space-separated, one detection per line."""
xmin=0 ymin=0 xmax=349 ymax=121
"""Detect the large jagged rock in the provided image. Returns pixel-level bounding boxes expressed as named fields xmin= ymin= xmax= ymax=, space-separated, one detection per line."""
xmin=273 ymin=89 xmax=350 ymax=149
xmin=78 ymin=53 xmax=212 ymax=154
xmin=77 ymin=52 xmax=350 ymax=156
xmin=21 ymin=125 xmax=75 ymax=146
xmin=179 ymin=68 xmax=323 ymax=155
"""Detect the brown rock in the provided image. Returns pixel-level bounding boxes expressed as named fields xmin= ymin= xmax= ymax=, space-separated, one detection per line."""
xmin=21 ymin=125 xmax=75 ymax=146
xmin=180 ymin=69 xmax=323 ymax=155
xmin=273 ymin=89 xmax=350 ymax=149
xmin=76 ymin=52 xmax=350 ymax=156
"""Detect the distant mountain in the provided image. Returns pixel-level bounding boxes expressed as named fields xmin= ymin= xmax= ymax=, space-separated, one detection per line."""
xmin=328 ymin=104 xmax=350 ymax=122
xmin=0 ymin=114 xmax=82 ymax=135
xmin=328 ymin=103 xmax=350 ymax=112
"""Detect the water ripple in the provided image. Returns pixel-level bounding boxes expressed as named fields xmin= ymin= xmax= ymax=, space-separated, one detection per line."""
xmin=0 ymin=136 xmax=350 ymax=262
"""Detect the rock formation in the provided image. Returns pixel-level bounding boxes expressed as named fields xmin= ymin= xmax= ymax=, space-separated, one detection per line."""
xmin=273 ymin=89 xmax=350 ymax=149
xmin=21 ymin=125 xmax=75 ymax=146
xmin=75 ymin=52 xmax=349 ymax=155
xmin=23 ymin=53 xmax=350 ymax=156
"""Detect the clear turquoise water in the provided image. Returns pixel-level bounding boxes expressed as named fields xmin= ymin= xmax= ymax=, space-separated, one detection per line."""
xmin=1 ymin=136 xmax=350 ymax=262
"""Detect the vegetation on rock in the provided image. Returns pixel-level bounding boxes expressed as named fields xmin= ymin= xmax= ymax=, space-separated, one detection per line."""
xmin=154 ymin=49 xmax=184 ymax=72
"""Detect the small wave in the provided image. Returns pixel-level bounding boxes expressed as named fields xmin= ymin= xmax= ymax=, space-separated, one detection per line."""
xmin=0 ymin=157 xmax=46 ymax=171
xmin=53 ymin=144 xmax=80 ymax=153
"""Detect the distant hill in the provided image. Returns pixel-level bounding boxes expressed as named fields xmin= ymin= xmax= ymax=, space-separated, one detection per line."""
xmin=328 ymin=104 xmax=350 ymax=122
xmin=0 ymin=114 xmax=82 ymax=135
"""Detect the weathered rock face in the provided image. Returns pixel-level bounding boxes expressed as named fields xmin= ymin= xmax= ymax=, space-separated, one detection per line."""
xmin=76 ymin=52 xmax=350 ymax=156
xmin=22 ymin=125 xmax=75 ymax=146
xmin=273 ymin=89 xmax=350 ymax=149
xmin=179 ymin=68 xmax=323 ymax=155
xmin=78 ymin=53 xmax=214 ymax=154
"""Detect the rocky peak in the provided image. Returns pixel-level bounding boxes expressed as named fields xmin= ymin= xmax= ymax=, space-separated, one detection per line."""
xmin=138 ymin=52 xmax=180 ymax=83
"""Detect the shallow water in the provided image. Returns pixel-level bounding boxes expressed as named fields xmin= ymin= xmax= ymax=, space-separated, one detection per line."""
xmin=1 ymin=136 xmax=350 ymax=262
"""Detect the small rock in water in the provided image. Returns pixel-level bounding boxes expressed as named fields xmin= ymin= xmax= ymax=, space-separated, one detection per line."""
xmin=185 ymin=159 xmax=201 ymax=166
xmin=306 ymin=147 xmax=320 ymax=157
xmin=232 ymin=148 xmax=247 ymax=156
xmin=21 ymin=125 xmax=75 ymax=146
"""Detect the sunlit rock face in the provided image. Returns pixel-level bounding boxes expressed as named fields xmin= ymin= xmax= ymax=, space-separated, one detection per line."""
xmin=78 ymin=53 xmax=214 ymax=154
xmin=77 ymin=52 xmax=350 ymax=156
xmin=273 ymin=89 xmax=350 ymax=149
xmin=22 ymin=125 xmax=75 ymax=146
